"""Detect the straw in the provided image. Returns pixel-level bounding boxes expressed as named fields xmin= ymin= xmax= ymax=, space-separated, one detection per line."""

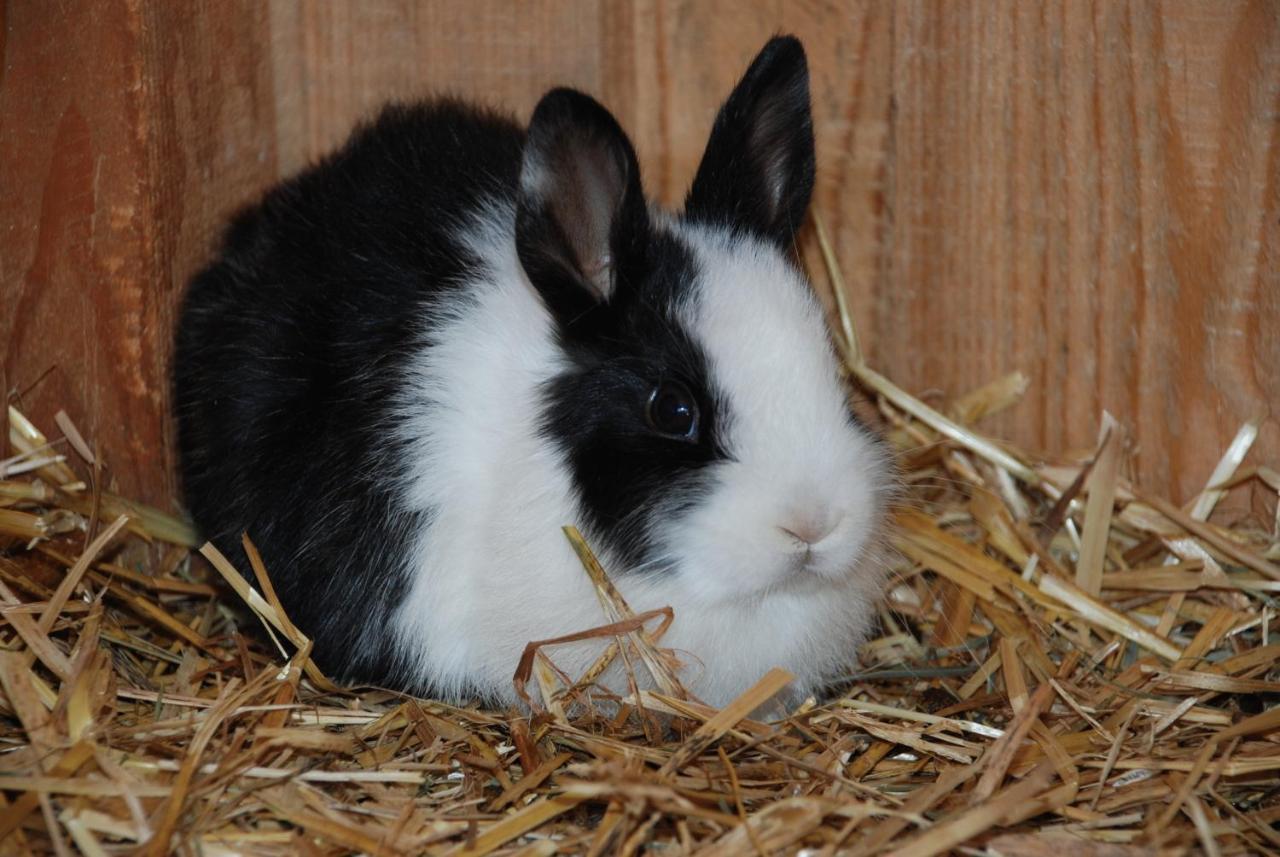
xmin=0 ymin=218 xmax=1275 ymax=853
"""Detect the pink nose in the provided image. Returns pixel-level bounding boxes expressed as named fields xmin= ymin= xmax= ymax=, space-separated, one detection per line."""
xmin=779 ymin=517 xmax=838 ymax=547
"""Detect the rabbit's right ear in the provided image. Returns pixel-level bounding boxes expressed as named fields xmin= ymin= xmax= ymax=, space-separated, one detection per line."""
xmin=516 ymin=89 xmax=649 ymax=328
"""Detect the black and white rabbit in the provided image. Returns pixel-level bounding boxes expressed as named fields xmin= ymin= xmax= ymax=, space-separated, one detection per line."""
xmin=173 ymin=36 xmax=890 ymax=707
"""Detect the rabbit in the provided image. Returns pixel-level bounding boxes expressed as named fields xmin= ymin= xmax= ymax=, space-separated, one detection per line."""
xmin=172 ymin=35 xmax=890 ymax=709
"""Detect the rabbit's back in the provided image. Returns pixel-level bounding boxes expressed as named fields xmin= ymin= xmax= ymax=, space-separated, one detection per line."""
xmin=173 ymin=101 xmax=524 ymax=688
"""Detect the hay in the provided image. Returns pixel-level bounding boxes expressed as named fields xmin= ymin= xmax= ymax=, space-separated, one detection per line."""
xmin=2 ymin=234 xmax=1278 ymax=855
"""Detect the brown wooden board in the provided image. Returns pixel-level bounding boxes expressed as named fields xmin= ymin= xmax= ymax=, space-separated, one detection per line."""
xmin=3 ymin=1 xmax=1277 ymax=509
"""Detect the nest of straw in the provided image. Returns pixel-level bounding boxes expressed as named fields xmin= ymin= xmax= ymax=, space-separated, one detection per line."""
xmin=2 ymin=233 xmax=1278 ymax=856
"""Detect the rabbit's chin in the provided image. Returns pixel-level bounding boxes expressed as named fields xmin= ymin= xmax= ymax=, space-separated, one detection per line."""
xmin=481 ymin=553 xmax=882 ymax=711
xmin=631 ymin=566 xmax=883 ymax=709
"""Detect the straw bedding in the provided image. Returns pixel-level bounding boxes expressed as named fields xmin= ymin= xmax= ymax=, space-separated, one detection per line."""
xmin=1 ymin=235 xmax=1278 ymax=855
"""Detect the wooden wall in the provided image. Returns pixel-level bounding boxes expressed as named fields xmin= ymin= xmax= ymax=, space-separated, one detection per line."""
xmin=3 ymin=1 xmax=1277 ymax=509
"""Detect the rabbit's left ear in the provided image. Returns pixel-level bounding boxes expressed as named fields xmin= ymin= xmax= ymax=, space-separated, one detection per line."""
xmin=684 ymin=36 xmax=815 ymax=250
xmin=516 ymin=88 xmax=649 ymax=327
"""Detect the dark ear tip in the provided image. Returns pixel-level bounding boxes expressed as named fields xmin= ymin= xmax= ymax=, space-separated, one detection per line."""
xmin=763 ymin=34 xmax=806 ymax=60
xmin=531 ymin=87 xmax=590 ymax=117
xmin=755 ymin=34 xmax=808 ymax=76
xmin=528 ymin=88 xmax=617 ymax=138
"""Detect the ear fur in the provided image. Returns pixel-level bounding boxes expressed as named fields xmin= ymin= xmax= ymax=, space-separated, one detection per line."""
xmin=684 ymin=36 xmax=816 ymax=249
xmin=516 ymin=88 xmax=648 ymax=326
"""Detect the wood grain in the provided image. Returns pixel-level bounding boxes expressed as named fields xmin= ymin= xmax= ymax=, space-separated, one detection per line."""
xmin=267 ymin=1 xmax=611 ymax=176
xmin=611 ymin=0 xmax=1279 ymax=501
xmin=874 ymin=0 xmax=1280 ymax=501
xmin=2 ymin=1 xmax=277 ymax=504
xmin=2 ymin=0 xmax=1276 ymax=507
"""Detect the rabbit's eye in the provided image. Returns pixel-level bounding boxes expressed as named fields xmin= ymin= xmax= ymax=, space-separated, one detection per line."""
xmin=646 ymin=380 xmax=699 ymax=442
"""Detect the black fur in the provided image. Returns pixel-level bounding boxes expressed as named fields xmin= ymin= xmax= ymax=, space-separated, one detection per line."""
xmin=540 ymin=229 xmax=728 ymax=571
xmin=174 ymin=100 xmax=525 ymax=690
xmin=684 ymin=35 xmax=816 ymax=249
xmin=511 ymin=88 xmax=731 ymax=570
xmin=512 ymin=90 xmax=729 ymax=570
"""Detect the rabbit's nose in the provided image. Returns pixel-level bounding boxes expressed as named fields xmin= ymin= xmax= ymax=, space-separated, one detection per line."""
xmin=778 ymin=515 xmax=839 ymax=548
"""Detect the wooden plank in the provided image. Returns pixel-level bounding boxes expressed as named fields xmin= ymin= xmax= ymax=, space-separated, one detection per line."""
xmin=0 ymin=1 xmax=278 ymax=505
xmin=606 ymin=0 xmax=1279 ymax=501
xmin=267 ymin=1 xmax=610 ymax=176
xmin=2 ymin=0 xmax=1275 ymax=504
xmin=877 ymin=0 xmax=1279 ymax=501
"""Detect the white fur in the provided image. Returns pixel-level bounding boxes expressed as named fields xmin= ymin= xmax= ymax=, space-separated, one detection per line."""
xmin=392 ymin=203 xmax=889 ymax=707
